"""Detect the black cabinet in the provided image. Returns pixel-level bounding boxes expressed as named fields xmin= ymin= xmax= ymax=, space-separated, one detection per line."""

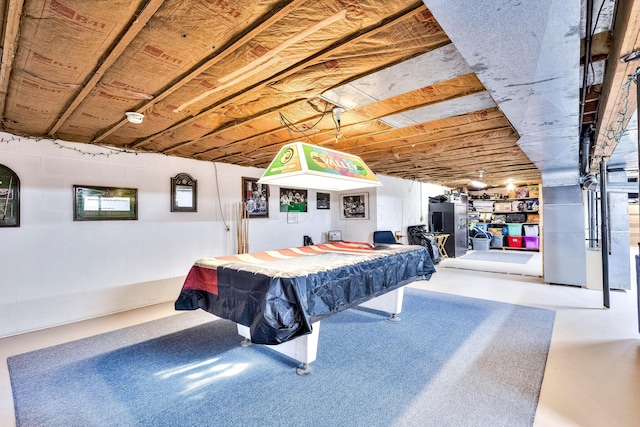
xmin=429 ymin=201 xmax=468 ymax=258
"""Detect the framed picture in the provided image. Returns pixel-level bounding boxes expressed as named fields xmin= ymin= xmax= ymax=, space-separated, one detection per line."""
xmin=279 ymin=188 xmax=308 ymax=212
xmin=340 ymin=192 xmax=369 ymax=220
xmin=242 ymin=177 xmax=269 ymax=218
xmin=0 ymin=164 xmax=20 ymax=227
xmin=316 ymin=192 xmax=330 ymax=210
xmin=73 ymin=185 xmax=138 ymax=221
xmin=171 ymin=173 xmax=197 ymax=212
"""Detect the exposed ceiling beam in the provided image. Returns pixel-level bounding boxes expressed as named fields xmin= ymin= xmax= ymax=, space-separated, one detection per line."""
xmin=0 ymin=0 xmax=25 ymax=117
xmin=48 ymin=0 xmax=165 ymax=136
xmin=124 ymin=2 xmax=427 ymax=149
xmin=161 ymin=98 xmax=310 ymax=154
xmin=592 ymin=0 xmax=640 ymax=167
xmin=193 ymin=74 xmax=485 ymax=158
xmin=93 ymin=0 xmax=309 ymax=143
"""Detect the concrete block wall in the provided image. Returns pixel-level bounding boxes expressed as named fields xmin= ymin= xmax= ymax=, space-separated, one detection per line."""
xmin=0 ymin=134 xmax=338 ymax=337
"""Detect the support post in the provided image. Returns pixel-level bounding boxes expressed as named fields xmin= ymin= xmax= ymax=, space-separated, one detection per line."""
xmin=599 ymin=161 xmax=610 ymax=308
xmin=636 ymin=77 xmax=640 ymax=332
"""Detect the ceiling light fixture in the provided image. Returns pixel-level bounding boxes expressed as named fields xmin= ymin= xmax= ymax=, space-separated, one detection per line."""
xmin=333 ymin=107 xmax=345 ymax=130
xmin=332 ymin=107 xmax=345 ymax=143
xmin=125 ymin=112 xmax=144 ymax=124
xmin=470 ymin=180 xmax=487 ymax=189
xmin=258 ymin=142 xmax=382 ymax=191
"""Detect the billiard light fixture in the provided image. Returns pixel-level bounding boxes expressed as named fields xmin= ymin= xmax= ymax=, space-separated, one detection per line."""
xmin=258 ymin=142 xmax=382 ymax=191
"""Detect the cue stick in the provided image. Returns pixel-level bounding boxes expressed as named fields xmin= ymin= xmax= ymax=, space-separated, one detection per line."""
xmin=243 ymin=201 xmax=249 ymax=253
xmin=237 ymin=202 xmax=242 ymax=254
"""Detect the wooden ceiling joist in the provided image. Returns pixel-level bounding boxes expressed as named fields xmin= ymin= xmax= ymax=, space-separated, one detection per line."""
xmin=0 ymin=0 xmax=25 ymax=117
xmin=47 ymin=0 xmax=165 ymax=136
xmin=593 ymin=0 xmax=640 ymax=167
xmin=93 ymin=0 xmax=309 ymax=144
xmin=124 ymin=2 xmax=428 ymax=149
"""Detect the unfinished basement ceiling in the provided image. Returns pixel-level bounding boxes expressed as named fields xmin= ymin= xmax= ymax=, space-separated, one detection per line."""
xmin=0 ymin=0 xmax=638 ymax=189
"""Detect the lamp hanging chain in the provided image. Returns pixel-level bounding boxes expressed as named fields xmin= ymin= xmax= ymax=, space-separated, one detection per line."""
xmin=278 ymin=102 xmax=331 ymax=144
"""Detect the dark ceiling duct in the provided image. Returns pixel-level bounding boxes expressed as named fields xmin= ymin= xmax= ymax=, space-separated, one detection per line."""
xmin=579 ymin=0 xmax=597 ymax=192
xmin=580 ymin=127 xmax=598 ymax=191
xmin=580 ymin=126 xmax=593 ymax=177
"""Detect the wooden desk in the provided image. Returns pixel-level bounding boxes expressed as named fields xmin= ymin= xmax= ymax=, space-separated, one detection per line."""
xmin=434 ymin=234 xmax=450 ymax=259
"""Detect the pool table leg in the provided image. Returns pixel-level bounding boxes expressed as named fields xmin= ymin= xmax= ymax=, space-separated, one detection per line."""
xmin=237 ymin=321 xmax=321 ymax=375
xmin=358 ymin=286 xmax=405 ymax=321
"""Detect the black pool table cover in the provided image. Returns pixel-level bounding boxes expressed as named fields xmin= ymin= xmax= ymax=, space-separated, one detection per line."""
xmin=175 ymin=241 xmax=435 ymax=344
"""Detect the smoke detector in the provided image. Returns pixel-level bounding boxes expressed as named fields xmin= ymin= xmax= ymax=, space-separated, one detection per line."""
xmin=125 ymin=111 xmax=144 ymax=124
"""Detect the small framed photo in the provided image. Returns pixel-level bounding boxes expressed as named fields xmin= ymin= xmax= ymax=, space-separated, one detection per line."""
xmin=171 ymin=173 xmax=197 ymax=212
xmin=340 ymin=192 xmax=369 ymax=220
xmin=316 ymin=192 xmax=330 ymax=210
xmin=279 ymin=188 xmax=307 ymax=212
xmin=242 ymin=177 xmax=269 ymax=218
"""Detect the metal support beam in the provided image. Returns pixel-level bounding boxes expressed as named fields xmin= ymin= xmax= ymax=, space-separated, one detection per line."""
xmin=600 ymin=161 xmax=610 ymax=308
xmin=636 ymin=78 xmax=640 ymax=333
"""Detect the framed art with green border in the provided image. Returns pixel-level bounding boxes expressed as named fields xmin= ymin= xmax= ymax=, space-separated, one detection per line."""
xmin=73 ymin=185 xmax=138 ymax=221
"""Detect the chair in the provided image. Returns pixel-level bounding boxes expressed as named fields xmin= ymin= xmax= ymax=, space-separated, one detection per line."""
xmin=373 ymin=230 xmax=398 ymax=244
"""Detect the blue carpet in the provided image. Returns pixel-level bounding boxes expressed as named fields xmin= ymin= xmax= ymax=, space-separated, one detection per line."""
xmin=460 ymin=250 xmax=534 ymax=264
xmin=8 ymin=288 xmax=555 ymax=427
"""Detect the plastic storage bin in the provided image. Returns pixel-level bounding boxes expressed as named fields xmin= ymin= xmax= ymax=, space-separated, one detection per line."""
xmin=471 ymin=228 xmax=491 ymax=251
xmin=507 ymin=236 xmax=523 ymax=248
xmin=494 ymin=202 xmax=511 ymax=212
xmin=523 ymin=224 xmax=539 ymax=236
xmin=491 ymin=235 xmax=504 ymax=247
xmin=506 ymin=224 xmax=522 ymax=236
xmin=473 ymin=201 xmax=494 ymax=212
xmin=475 ymin=223 xmax=489 ymax=231
xmin=471 ymin=236 xmax=491 ymax=250
xmin=524 ymin=236 xmax=539 ymax=249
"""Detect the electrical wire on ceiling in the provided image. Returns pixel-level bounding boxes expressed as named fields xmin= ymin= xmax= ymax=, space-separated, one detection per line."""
xmin=279 ymin=102 xmax=331 ymax=143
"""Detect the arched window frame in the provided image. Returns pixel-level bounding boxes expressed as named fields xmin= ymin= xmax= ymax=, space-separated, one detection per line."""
xmin=0 ymin=164 xmax=20 ymax=227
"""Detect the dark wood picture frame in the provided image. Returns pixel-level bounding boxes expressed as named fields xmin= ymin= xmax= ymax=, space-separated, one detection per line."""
xmin=73 ymin=185 xmax=138 ymax=221
xmin=0 ymin=164 xmax=20 ymax=227
xmin=242 ymin=177 xmax=269 ymax=218
xmin=171 ymin=173 xmax=197 ymax=212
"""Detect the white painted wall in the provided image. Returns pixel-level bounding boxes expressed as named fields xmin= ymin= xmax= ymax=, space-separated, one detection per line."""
xmin=0 ymin=133 xmax=447 ymax=337
xmin=375 ymin=176 xmax=447 ymax=243
xmin=329 ymin=177 xmax=446 ymax=244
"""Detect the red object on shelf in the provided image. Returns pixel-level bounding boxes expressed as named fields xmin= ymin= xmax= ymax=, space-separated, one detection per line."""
xmin=507 ymin=236 xmax=523 ymax=248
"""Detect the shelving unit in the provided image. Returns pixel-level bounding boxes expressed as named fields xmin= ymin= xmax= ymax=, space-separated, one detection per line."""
xmin=468 ymin=185 xmax=541 ymax=252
